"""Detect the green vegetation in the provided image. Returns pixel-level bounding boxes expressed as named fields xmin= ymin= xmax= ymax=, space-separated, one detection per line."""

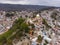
xmin=44 ymin=43 xmax=47 ymax=45
xmin=0 ymin=18 xmax=30 ymax=45
xmin=30 ymin=24 xmax=35 ymax=29
xmin=25 ymin=15 xmax=28 ymax=18
xmin=45 ymin=40 xmax=48 ymax=44
xmin=51 ymin=11 xmax=57 ymax=20
xmin=37 ymin=35 xmax=43 ymax=43
xmin=6 ymin=39 xmax=13 ymax=45
xmin=5 ymin=12 xmax=15 ymax=17
xmin=42 ymin=18 xmax=51 ymax=29
xmin=44 ymin=40 xmax=48 ymax=45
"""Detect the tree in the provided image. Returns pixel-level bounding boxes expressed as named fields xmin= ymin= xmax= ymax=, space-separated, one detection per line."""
xmin=20 ymin=23 xmax=30 ymax=33
xmin=30 ymin=24 xmax=35 ymax=29
xmin=44 ymin=43 xmax=47 ymax=45
xmin=1 ymin=37 xmax=7 ymax=44
xmin=44 ymin=40 xmax=48 ymax=45
xmin=33 ymin=15 xmax=36 ymax=18
xmin=25 ymin=15 xmax=28 ymax=18
xmin=42 ymin=18 xmax=51 ymax=29
xmin=45 ymin=40 xmax=48 ymax=44
xmin=51 ymin=11 xmax=57 ymax=20
xmin=37 ymin=35 xmax=43 ymax=43
xmin=0 ymin=18 xmax=30 ymax=44
xmin=5 ymin=12 xmax=14 ymax=17
xmin=6 ymin=39 xmax=13 ymax=45
xmin=20 ymin=16 xmax=22 ymax=18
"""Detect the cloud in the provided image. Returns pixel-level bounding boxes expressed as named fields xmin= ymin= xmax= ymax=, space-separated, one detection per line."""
xmin=6 ymin=0 xmax=25 ymax=2
xmin=0 ymin=0 xmax=29 ymax=4
xmin=0 ymin=0 xmax=60 ymax=7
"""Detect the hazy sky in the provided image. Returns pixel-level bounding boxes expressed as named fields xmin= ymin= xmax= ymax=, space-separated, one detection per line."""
xmin=0 ymin=0 xmax=60 ymax=7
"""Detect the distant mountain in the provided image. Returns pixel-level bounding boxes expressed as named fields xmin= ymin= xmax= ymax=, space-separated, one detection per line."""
xmin=0 ymin=3 xmax=57 ymax=11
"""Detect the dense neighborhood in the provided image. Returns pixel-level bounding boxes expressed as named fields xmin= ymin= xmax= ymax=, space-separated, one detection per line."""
xmin=0 ymin=8 xmax=60 ymax=45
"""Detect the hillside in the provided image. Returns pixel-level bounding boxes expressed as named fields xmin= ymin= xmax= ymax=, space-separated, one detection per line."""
xmin=0 ymin=3 xmax=55 ymax=11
